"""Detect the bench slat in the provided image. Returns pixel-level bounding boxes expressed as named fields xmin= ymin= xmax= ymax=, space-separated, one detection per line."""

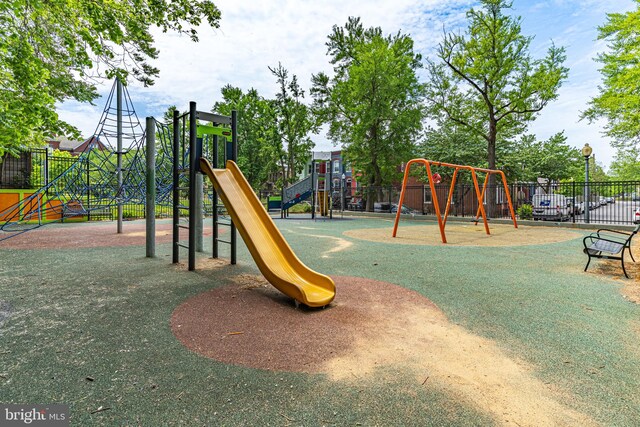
xmin=588 ymin=239 xmax=624 ymax=254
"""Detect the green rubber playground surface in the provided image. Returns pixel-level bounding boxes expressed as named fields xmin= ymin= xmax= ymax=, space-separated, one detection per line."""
xmin=0 ymin=217 xmax=639 ymax=425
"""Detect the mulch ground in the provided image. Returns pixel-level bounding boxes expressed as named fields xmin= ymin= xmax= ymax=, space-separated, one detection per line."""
xmin=170 ymin=275 xmax=440 ymax=372
xmin=346 ymin=222 xmax=582 ymax=246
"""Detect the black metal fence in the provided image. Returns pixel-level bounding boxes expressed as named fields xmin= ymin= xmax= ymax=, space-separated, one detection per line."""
xmin=4 ymin=149 xmax=639 ymax=224
xmin=338 ymin=180 xmax=640 ymax=225
xmin=0 ymin=149 xmax=78 ymax=189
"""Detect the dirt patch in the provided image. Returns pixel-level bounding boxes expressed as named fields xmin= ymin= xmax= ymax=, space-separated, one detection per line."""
xmin=0 ymin=221 xmax=219 ymax=249
xmin=589 ymin=244 xmax=640 ymax=304
xmin=622 ymin=282 xmax=640 ymax=304
xmin=171 ymin=276 xmax=594 ymax=426
xmin=346 ymin=223 xmax=581 ymax=246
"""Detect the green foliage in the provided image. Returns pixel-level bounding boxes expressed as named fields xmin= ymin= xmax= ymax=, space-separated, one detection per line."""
xmin=517 ymin=203 xmax=533 ymax=220
xmin=421 ymin=122 xmax=488 ymax=182
xmin=269 ymin=63 xmax=316 ymax=186
xmin=30 ymin=149 xmax=77 ymax=187
xmin=0 ymin=0 xmax=221 ymax=156
xmin=587 ymin=157 xmax=610 ymax=183
xmin=582 ymin=2 xmax=640 ymax=148
xmin=506 ymin=132 xmax=582 ymax=182
xmin=609 ymin=148 xmax=640 ymax=180
xmin=213 ymin=86 xmax=280 ymax=190
xmin=288 ymin=202 xmax=312 ymax=214
xmin=425 ymin=0 xmax=568 ymax=175
xmin=311 ymin=17 xmax=425 ymax=193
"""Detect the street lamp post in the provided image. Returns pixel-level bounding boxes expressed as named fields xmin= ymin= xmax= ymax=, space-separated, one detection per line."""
xmin=341 ymin=173 xmax=346 ymax=212
xmin=582 ymin=143 xmax=593 ymax=224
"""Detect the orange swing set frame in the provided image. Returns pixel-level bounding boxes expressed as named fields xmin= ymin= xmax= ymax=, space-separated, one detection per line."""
xmin=392 ymin=159 xmax=518 ymax=243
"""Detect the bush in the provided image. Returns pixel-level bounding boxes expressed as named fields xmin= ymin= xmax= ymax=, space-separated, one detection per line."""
xmin=517 ymin=203 xmax=533 ymax=220
xmin=289 ymin=201 xmax=312 ymax=213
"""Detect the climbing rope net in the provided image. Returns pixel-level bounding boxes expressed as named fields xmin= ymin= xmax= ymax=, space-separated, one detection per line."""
xmin=0 ymin=80 xmax=175 ymax=240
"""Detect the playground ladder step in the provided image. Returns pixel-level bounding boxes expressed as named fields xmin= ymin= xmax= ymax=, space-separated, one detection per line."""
xmin=178 ymin=224 xmax=189 ymax=230
xmin=177 ymin=243 xmax=189 ymax=249
xmin=216 ymin=239 xmax=231 ymax=244
xmin=217 ymin=221 xmax=232 ymax=227
xmin=177 ymin=205 xmax=190 ymax=210
xmin=176 ymin=186 xmax=190 ymax=191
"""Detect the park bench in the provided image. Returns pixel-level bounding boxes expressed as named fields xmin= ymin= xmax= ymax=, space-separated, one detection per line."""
xmin=61 ymin=201 xmax=113 ymax=222
xmin=583 ymin=224 xmax=639 ymax=278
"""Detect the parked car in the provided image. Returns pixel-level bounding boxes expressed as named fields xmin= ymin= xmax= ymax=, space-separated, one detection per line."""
xmin=532 ymin=194 xmax=571 ymax=221
xmin=566 ymin=197 xmax=583 ymax=216
xmin=373 ymin=202 xmax=392 ymax=213
xmin=599 ymin=197 xmax=607 ymax=206
xmin=391 ymin=204 xmax=417 ymax=215
xmin=606 ymin=196 xmax=615 ymax=204
xmin=347 ymin=198 xmax=364 ymax=211
xmin=578 ymin=201 xmax=586 ymax=214
xmin=635 ymin=207 xmax=640 ymax=224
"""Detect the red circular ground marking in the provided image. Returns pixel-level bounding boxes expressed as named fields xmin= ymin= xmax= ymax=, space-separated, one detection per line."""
xmin=170 ymin=276 xmax=441 ymax=372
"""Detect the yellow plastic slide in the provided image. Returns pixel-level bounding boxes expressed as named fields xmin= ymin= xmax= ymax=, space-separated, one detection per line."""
xmin=200 ymin=158 xmax=336 ymax=307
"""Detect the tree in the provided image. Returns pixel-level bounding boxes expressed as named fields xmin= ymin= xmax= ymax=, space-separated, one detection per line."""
xmin=421 ymin=120 xmax=489 ymax=183
xmin=425 ymin=0 xmax=568 ymax=214
xmin=508 ymin=132 xmax=581 ymax=188
xmin=269 ymin=64 xmax=316 ymax=186
xmin=0 ymin=0 xmax=221 ymax=157
xmin=27 ymin=149 xmax=72 ymax=187
xmin=311 ymin=17 xmax=425 ymax=210
xmin=582 ymin=2 xmax=640 ymax=148
xmin=213 ymin=85 xmax=280 ymax=190
xmin=609 ymin=149 xmax=640 ymax=181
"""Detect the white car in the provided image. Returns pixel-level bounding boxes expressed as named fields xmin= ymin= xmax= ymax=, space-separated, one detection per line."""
xmin=532 ymin=194 xmax=571 ymax=221
xmin=566 ymin=197 xmax=583 ymax=215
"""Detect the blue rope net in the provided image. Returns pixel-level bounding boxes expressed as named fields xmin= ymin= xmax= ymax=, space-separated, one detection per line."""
xmin=0 ymin=80 xmax=175 ymax=241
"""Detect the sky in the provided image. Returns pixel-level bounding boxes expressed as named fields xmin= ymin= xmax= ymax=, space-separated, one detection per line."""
xmin=57 ymin=0 xmax=636 ymax=170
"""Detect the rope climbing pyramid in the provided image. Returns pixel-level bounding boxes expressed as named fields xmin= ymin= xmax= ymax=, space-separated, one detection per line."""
xmin=0 ymin=79 xmax=172 ymax=241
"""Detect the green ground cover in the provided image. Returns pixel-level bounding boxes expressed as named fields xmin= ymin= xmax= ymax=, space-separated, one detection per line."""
xmin=0 ymin=218 xmax=638 ymax=425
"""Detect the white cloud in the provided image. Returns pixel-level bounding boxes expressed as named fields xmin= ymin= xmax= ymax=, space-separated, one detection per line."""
xmin=55 ymin=101 xmax=104 ymax=139
xmin=57 ymin=0 xmax=636 ymax=167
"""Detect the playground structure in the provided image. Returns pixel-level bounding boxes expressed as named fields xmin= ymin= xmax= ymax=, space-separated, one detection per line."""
xmin=393 ymin=159 xmax=517 ymax=243
xmin=147 ymin=102 xmax=335 ymax=307
xmin=201 ymin=159 xmax=335 ymax=307
xmin=0 ymin=82 xmax=334 ymax=306
xmin=0 ymin=79 xmax=175 ymax=240
xmin=281 ymin=153 xmax=335 ymax=219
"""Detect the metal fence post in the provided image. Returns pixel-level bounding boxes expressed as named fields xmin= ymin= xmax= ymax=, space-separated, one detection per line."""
xmin=572 ymin=180 xmax=576 ymax=223
xmin=44 ymin=150 xmax=49 ymax=191
xmin=145 ymin=117 xmax=156 ymax=258
xmin=116 ymin=78 xmax=123 ymax=234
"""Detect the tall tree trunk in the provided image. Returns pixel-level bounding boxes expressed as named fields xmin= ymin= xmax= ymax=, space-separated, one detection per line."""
xmin=373 ymin=162 xmax=383 ymax=206
xmin=279 ymin=153 xmax=287 ymax=188
xmin=486 ymin=119 xmax=497 ymax=218
xmin=366 ymin=174 xmax=376 ymax=212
